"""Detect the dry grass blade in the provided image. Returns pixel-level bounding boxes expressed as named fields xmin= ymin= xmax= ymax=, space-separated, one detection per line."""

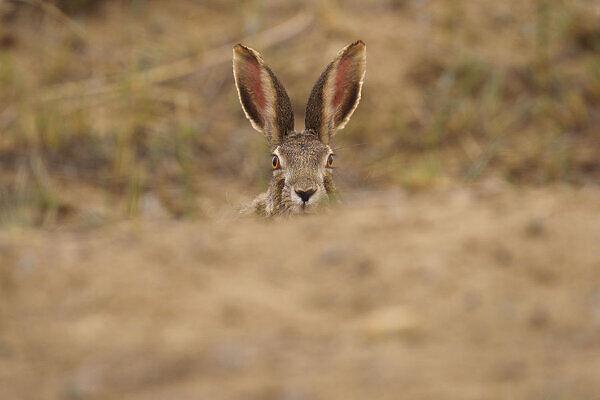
xmin=36 ymin=12 xmax=314 ymax=103
xmin=13 ymin=0 xmax=88 ymax=41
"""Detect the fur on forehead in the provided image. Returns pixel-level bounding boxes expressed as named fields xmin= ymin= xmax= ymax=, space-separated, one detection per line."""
xmin=275 ymin=131 xmax=331 ymax=157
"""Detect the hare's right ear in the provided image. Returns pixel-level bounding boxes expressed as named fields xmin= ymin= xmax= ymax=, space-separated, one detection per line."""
xmin=305 ymin=41 xmax=366 ymax=145
xmin=233 ymin=44 xmax=294 ymax=147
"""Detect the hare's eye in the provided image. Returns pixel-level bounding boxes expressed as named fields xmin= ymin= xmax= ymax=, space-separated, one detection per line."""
xmin=326 ymin=154 xmax=334 ymax=168
xmin=272 ymin=155 xmax=281 ymax=170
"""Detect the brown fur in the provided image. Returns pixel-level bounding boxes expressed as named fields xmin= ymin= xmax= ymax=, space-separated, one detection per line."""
xmin=233 ymin=42 xmax=366 ymax=216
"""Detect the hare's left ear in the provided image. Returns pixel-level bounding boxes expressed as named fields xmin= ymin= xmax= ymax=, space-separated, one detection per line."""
xmin=304 ymin=41 xmax=366 ymax=145
xmin=233 ymin=44 xmax=294 ymax=147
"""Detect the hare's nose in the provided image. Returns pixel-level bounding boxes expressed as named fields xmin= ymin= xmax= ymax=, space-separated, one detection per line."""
xmin=295 ymin=188 xmax=316 ymax=203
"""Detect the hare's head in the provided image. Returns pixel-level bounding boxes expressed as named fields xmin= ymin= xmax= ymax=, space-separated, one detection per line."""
xmin=233 ymin=41 xmax=366 ymax=216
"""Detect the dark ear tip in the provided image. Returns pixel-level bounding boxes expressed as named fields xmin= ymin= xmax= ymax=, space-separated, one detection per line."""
xmin=233 ymin=43 xmax=254 ymax=57
xmin=350 ymin=40 xmax=366 ymax=50
xmin=233 ymin=43 xmax=248 ymax=54
xmin=233 ymin=44 xmax=264 ymax=64
xmin=341 ymin=40 xmax=366 ymax=59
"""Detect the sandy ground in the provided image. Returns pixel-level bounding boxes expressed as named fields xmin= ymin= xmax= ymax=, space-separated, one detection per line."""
xmin=1 ymin=186 xmax=600 ymax=400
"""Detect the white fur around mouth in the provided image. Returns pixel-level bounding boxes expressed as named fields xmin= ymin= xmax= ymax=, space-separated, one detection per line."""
xmin=294 ymin=203 xmax=312 ymax=215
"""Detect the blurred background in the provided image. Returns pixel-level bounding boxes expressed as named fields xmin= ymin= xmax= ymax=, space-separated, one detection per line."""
xmin=0 ymin=0 xmax=598 ymax=224
xmin=1 ymin=0 xmax=600 ymax=399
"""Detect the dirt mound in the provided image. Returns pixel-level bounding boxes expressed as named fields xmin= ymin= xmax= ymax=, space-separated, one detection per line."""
xmin=2 ymin=187 xmax=600 ymax=399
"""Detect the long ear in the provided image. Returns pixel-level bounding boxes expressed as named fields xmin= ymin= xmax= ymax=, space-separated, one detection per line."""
xmin=232 ymin=44 xmax=294 ymax=146
xmin=304 ymin=41 xmax=366 ymax=145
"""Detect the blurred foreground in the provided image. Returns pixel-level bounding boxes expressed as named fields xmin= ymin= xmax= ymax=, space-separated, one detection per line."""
xmin=2 ymin=186 xmax=600 ymax=399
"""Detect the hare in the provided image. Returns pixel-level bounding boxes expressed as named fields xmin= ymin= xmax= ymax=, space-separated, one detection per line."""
xmin=233 ymin=41 xmax=366 ymax=216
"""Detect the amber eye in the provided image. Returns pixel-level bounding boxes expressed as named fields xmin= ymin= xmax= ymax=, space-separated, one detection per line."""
xmin=272 ymin=155 xmax=280 ymax=170
xmin=326 ymin=154 xmax=334 ymax=168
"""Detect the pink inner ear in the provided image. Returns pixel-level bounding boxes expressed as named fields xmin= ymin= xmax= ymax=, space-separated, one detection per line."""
xmin=332 ymin=56 xmax=351 ymax=109
xmin=245 ymin=60 xmax=266 ymax=113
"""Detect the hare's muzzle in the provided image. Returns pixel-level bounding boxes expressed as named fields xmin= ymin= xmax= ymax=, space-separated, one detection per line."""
xmin=294 ymin=188 xmax=317 ymax=203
